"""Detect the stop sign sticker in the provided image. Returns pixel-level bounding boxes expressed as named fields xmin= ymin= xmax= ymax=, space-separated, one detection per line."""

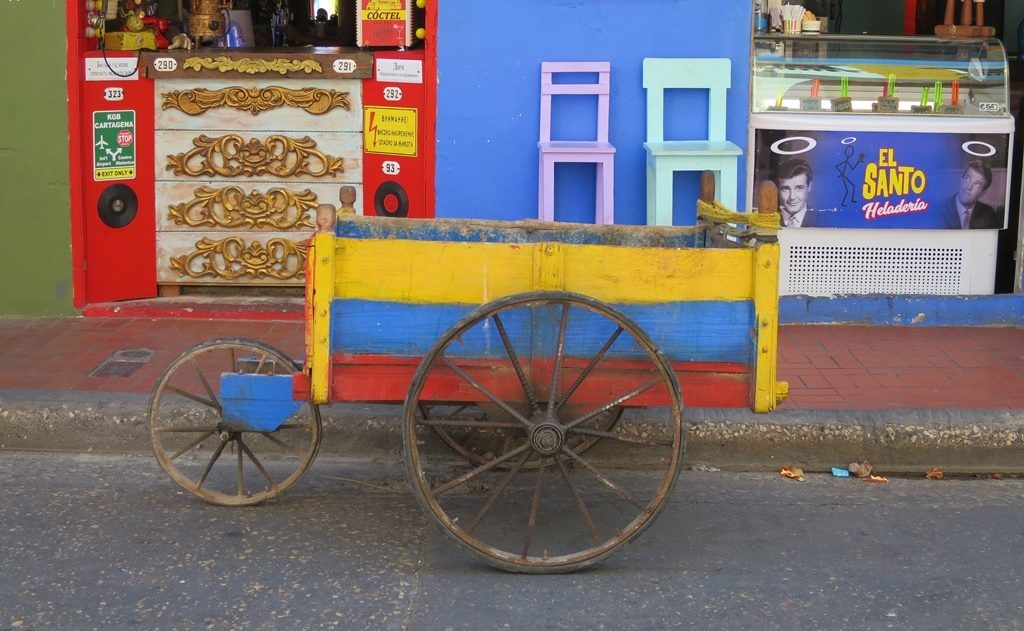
xmin=116 ymin=130 xmax=134 ymax=147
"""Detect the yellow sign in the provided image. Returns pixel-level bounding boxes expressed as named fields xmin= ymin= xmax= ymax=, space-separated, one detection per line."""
xmin=95 ymin=167 xmax=136 ymax=180
xmin=363 ymin=106 xmax=417 ymax=156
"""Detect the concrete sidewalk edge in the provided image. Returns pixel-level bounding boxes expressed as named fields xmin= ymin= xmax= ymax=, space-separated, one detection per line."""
xmin=2 ymin=390 xmax=1022 ymax=475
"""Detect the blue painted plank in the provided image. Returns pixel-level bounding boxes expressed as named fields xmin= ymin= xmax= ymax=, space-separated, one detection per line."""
xmin=220 ymin=373 xmax=303 ymax=433
xmin=331 ymin=299 xmax=754 ymax=363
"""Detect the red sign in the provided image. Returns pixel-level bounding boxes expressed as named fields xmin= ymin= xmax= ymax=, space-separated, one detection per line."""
xmin=358 ymin=0 xmax=409 ymax=47
xmin=116 ymin=129 xmax=134 ymax=147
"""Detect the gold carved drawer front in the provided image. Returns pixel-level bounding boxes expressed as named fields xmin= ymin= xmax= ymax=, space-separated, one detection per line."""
xmin=154 ymin=78 xmax=363 ymax=287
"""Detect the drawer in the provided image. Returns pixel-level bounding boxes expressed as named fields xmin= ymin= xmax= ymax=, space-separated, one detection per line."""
xmin=157 ymin=130 xmax=362 ymax=183
xmin=157 ymin=231 xmax=311 ymax=285
xmin=156 ymin=78 xmax=363 ymax=132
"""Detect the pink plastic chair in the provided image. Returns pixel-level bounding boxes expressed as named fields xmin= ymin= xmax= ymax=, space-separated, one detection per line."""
xmin=538 ymin=61 xmax=616 ymax=224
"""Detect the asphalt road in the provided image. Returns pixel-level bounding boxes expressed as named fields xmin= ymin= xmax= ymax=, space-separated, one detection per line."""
xmin=1 ymin=452 xmax=1022 ymax=630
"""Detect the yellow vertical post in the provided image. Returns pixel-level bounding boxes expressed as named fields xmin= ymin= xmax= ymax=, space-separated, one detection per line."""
xmin=308 ymin=232 xmax=335 ymax=404
xmin=752 ymin=242 xmax=787 ymax=412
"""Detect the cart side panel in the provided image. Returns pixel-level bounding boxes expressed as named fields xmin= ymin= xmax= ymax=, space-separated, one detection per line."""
xmin=321 ymin=218 xmax=784 ymax=411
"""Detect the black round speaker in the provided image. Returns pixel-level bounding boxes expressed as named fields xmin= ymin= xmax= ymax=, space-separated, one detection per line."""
xmin=373 ymin=181 xmax=410 ymax=218
xmin=97 ymin=183 xmax=138 ymax=229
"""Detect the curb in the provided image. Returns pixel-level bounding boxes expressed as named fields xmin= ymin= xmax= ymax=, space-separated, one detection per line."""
xmin=2 ymin=390 xmax=1022 ymax=475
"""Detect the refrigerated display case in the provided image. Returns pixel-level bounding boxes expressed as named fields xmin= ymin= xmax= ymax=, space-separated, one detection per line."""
xmin=749 ymin=34 xmax=1014 ymax=296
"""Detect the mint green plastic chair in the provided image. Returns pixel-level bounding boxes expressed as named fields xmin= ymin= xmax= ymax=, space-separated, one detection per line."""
xmin=643 ymin=58 xmax=742 ymax=226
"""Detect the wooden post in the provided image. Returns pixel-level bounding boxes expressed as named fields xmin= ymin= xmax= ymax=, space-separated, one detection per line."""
xmin=960 ymin=0 xmax=973 ymax=26
xmin=757 ymin=180 xmax=778 ymax=217
xmin=943 ymin=0 xmax=956 ymax=25
xmin=936 ymin=0 xmax=994 ymax=36
xmin=699 ymin=170 xmax=716 ymax=205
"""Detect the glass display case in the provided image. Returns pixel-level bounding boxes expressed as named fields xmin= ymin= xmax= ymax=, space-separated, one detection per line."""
xmin=752 ymin=34 xmax=1009 ymax=117
xmin=748 ymin=35 xmax=1015 ymax=297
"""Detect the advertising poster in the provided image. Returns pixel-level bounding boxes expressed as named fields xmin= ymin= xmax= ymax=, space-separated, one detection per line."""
xmin=752 ymin=129 xmax=1009 ymax=229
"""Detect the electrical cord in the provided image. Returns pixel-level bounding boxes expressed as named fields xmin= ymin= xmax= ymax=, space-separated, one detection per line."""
xmin=98 ymin=0 xmax=150 ymax=78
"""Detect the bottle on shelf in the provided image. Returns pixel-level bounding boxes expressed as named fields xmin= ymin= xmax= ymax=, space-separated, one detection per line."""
xmin=753 ymin=1 xmax=768 ymax=34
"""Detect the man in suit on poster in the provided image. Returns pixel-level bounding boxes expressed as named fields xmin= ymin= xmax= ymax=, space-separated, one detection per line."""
xmin=775 ymin=157 xmax=818 ymax=227
xmin=940 ymin=160 xmax=1003 ymax=229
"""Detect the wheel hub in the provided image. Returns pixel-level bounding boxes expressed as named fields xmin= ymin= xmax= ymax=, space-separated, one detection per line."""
xmin=530 ymin=422 xmax=565 ymax=456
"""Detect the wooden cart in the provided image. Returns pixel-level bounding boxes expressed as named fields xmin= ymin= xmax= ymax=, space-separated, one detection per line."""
xmin=148 ymin=183 xmax=786 ymax=573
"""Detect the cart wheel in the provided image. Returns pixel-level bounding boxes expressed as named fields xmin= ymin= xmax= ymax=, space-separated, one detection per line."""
xmin=149 ymin=338 xmax=322 ymax=506
xmin=403 ymin=291 xmax=685 ymax=573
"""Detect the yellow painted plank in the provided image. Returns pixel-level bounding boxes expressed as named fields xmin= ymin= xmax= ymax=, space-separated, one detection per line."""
xmin=751 ymin=242 xmax=786 ymax=413
xmin=308 ymin=232 xmax=335 ymax=404
xmin=335 ymin=238 xmax=755 ymax=304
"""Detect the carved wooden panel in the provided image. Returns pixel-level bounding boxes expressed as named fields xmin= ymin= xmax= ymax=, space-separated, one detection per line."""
xmin=153 ymin=75 xmax=363 ymax=288
xmin=157 ymin=232 xmax=311 ymax=284
xmin=156 ymin=79 xmax=363 ymax=132
xmin=156 ymin=131 xmax=362 ymax=182
xmin=156 ymin=182 xmax=357 ymax=231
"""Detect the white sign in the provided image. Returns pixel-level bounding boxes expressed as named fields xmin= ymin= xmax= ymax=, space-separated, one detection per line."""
xmin=375 ymin=59 xmax=423 ymax=84
xmin=152 ymin=57 xmax=178 ymax=72
xmin=382 ymin=161 xmax=401 ymax=176
xmin=103 ymin=87 xmax=125 ymax=102
xmin=84 ymin=58 xmax=140 ymax=81
xmin=333 ymin=59 xmax=358 ymax=74
xmin=383 ymin=86 xmax=403 ymax=102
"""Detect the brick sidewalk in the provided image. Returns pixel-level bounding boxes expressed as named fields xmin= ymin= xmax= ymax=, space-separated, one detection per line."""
xmin=1 ymin=316 xmax=1023 ymax=410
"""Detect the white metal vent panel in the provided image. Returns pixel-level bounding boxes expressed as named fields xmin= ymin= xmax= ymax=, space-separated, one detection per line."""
xmin=779 ymin=229 xmax=997 ymax=296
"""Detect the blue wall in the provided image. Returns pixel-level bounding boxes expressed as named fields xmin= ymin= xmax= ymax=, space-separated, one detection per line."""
xmin=435 ymin=1 xmax=751 ymax=225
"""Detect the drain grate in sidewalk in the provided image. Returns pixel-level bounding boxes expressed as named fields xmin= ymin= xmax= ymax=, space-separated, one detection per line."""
xmin=89 ymin=349 xmax=155 ymax=378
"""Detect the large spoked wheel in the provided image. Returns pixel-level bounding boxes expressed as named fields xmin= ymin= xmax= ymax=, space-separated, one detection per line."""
xmin=403 ymin=291 xmax=685 ymax=573
xmin=149 ymin=338 xmax=322 ymax=506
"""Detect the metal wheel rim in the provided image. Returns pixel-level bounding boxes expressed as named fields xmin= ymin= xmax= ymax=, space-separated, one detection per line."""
xmin=149 ymin=338 xmax=322 ymax=506
xmin=403 ymin=291 xmax=685 ymax=573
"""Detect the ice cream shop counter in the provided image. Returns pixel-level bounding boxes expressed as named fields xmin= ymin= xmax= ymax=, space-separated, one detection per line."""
xmin=748 ymin=34 xmax=1014 ymax=296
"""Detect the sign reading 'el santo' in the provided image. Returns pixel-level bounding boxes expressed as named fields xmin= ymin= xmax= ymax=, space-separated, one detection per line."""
xmin=364 ymin=106 xmax=418 ymax=157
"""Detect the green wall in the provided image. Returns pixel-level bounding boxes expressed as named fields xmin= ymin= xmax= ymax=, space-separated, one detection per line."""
xmin=0 ymin=2 xmax=75 ymax=315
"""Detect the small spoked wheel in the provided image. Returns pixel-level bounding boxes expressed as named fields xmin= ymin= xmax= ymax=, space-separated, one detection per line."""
xmin=149 ymin=338 xmax=322 ymax=506
xmin=403 ymin=291 xmax=685 ymax=573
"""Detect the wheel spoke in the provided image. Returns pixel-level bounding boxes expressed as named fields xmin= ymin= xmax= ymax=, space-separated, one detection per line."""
xmin=561 ymin=446 xmax=644 ymax=510
xmin=190 ymin=359 xmax=221 ymax=413
xmin=168 ymin=430 xmax=217 ymax=462
xmin=239 ymin=437 xmax=277 ymax=490
xmin=259 ymin=431 xmax=302 ymax=457
xmin=236 ymin=438 xmax=245 ymax=496
xmin=164 ymin=385 xmax=219 ymax=411
xmin=253 ymin=351 xmax=269 ymax=375
xmin=466 ymin=449 xmax=533 ymax=535
xmin=196 ymin=440 xmax=228 ymax=490
xmin=522 ymin=460 xmax=549 ymax=559
xmin=556 ymin=326 xmax=623 ymax=411
xmin=546 ymin=304 xmax=571 ymax=418
xmin=566 ymin=426 xmax=674 ymax=447
xmin=564 ymin=376 xmax=663 ymax=430
xmin=418 ymin=419 xmax=524 ymax=430
xmin=431 ymin=443 xmax=531 ymax=497
xmin=441 ymin=356 xmax=535 ymax=429
xmin=556 ymin=456 xmax=601 ymax=545
xmin=155 ymin=425 xmax=220 ymax=433
xmin=493 ymin=314 xmax=540 ymax=412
